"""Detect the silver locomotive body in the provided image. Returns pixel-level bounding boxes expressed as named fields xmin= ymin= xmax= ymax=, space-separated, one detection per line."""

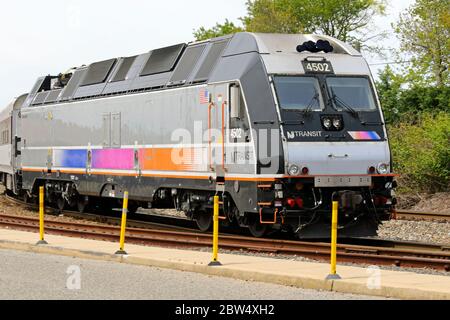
xmin=1 ymin=33 xmax=396 ymax=238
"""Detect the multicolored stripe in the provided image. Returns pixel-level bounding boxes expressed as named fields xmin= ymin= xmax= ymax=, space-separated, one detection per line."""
xmin=348 ymin=131 xmax=381 ymax=141
xmin=53 ymin=149 xmax=87 ymax=168
xmin=51 ymin=147 xmax=207 ymax=171
xmin=92 ymin=149 xmax=135 ymax=170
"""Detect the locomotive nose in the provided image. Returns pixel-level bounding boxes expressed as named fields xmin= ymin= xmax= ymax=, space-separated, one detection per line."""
xmin=285 ymin=141 xmax=390 ymax=176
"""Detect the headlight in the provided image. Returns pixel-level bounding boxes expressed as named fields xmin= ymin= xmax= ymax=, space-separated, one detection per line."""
xmin=333 ymin=118 xmax=342 ymax=129
xmin=322 ymin=118 xmax=332 ymax=129
xmin=288 ymin=164 xmax=300 ymax=176
xmin=377 ymin=163 xmax=389 ymax=174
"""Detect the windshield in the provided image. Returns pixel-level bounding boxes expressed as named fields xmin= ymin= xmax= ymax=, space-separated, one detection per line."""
xmin=326 ymin=77 xmax=377 ymax=111
xmin=274 ymin=76 xmax=323 ymax=111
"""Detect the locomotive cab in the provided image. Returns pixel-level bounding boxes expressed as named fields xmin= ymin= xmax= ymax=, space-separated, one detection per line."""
xmin=241 ymin=34 xmax=397 ymax=238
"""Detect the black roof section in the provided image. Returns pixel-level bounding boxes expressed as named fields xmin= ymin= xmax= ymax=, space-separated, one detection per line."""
xmin=59 ymin=68 xmax=88 ymax=101
xmin=140 ymin=43 xmax=186 ymax=76
xmin=169 ymin=44 xmax=207 ymax=85
xmin=80 ymin=58 xmax=117 ymax=86
xmin=111 ymin=56 xmax=137 ymax=82
xmin=23 ymin=35 xmax=232 ymax=107
xmin=194 ymin=40 xmax=229 ymax=82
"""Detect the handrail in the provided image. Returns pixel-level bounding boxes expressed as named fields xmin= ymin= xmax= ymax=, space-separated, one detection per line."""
xmin=221 ymin=102 xmax=226 ymax=172
xmin=259 ymin=207 xmax=283 ymax=224
xmin=208 ymin=102 xmax=214 ymax=171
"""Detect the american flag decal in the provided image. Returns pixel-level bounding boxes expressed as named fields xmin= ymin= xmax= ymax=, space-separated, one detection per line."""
xmin=199 ymin=88 xmax=209 ymax=104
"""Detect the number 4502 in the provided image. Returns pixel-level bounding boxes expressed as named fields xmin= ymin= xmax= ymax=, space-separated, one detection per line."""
xmin=304 ymin=62 xmax=333 ymax=73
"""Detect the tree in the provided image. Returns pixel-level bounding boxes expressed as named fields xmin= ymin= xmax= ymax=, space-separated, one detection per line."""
xmin=394 ymin=0 xmax=450 ymax=87
xmin=376 ymin=65 xmax=450 ymax=124
xmin=244 ymin=0 xmax=386 ymax=44
xmin=193 ymin=19 xmax=244 ymax=41
xmin=194 ymin=0 xmax=386 ymax=53
xmin=376 ymin=65 xmax=404 ymax=123
xmin=240 ymin=0 xmax=302 ymax=34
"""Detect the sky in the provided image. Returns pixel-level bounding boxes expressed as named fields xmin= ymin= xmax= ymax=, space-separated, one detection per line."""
xmin=0 ymin=0 xmax=415 ymax=107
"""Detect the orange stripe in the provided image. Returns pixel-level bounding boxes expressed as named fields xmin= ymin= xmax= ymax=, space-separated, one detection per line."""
xmin=22 ymin=168 xmax=45 ymax=172
xmin=23 ymin=168 xmax=396 ymax=181
xmin=141 ymin=173 xmax=211 ymax=180
xmin=59 ymin=169 xmax=86 ymax=175
xmin=22 ymin=168 xmax=278 ymax=182
xmin=138 ymin=147 xmax=204 ymax=172
xmin=227 ymin=177 xmax=278 ymax=182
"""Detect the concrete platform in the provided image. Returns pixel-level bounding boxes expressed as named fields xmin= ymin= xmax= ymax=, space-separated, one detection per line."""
xmin=0 ymin=228 xmax=449 ymax=300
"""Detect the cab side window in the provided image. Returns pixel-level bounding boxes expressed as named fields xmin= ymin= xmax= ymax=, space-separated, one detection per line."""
xmin=229 ymin=85 xmax=250 ymax=143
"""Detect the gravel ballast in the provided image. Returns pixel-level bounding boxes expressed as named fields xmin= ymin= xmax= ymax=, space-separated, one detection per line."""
xmin=377 ymin=219 xmax=450 ymax=244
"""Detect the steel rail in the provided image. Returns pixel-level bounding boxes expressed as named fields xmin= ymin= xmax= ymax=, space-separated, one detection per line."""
xmin=0 ymin=212 xmax=449 ymax=272
xmin=395 ymin=210 xmax=450 ymax=222
xmin=2 ymin=193 xmax=197 ymax=232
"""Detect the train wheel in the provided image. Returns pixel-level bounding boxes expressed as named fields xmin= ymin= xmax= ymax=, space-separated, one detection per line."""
xmin=127 ymin=202 xmax=139 ymax=215
xmin=56 ymin=197 xmax=66 ymax=211
xmin=195 ymin=211 xmax=212 ymax=232
xmin=77 ymin=196 xmax=89 ymax=213
xmin=248 ymin=221 xmax=268 ymax=238
xmin=98 ymin=199 xmax=113 ymax=214
xmin=22 ymin=192 xmax=30 ymax=204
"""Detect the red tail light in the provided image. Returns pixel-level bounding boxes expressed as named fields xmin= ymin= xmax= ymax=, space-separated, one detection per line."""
xmin=286 ymin=198 xmax=296 ymax=208
xmin=295 ymin=197 xmax=304 ymax=208
xmin=374 ymin=196 xmax=388 ymax=206
xmin=286 ymin=197 xmax=303 ymax=209
xmin=379 ymin=196 xmax=388 ymax=205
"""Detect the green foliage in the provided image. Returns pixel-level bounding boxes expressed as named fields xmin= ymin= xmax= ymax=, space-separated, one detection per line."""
xmin=376 ymin=66 xmax=450 ymax=124
xmin=374 ymin=66 xmax=450 ymax=194
xmin=375 ymin=2 xmax=450 ymax=194
xmin=376 ymin=66 xmax=404 ymax=123
xmin=388 ymin=113 xmax=450 ymax=193
xmin=244 ymin=0 xmax=386 ymax=43
xmin=193 ymin=19 xmax=244 ymax=41
xmin=241 ymin=0 xmax=303 ymax=33
xmin=394 ymin=0 xmax=450 ymax=87
xmin=193 ymin=0 xmax=386 ymax=50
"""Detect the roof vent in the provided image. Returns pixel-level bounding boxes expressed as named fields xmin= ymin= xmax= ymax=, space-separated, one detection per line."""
xmin=296 ymin=40 xmax=334 ymax=53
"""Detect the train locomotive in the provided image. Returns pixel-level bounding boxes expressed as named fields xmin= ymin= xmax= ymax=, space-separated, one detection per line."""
xmin=0 ymin=33 xmax=397 ymax=238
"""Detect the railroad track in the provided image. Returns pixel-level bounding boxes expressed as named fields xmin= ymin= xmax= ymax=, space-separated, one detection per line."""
xmin=0 ymin=212 xmax=449 ymax=272
xmin=395 ymin=210 xmax=450 ymax=222
xmin=2 ymin=193 xmax=198 ymax=233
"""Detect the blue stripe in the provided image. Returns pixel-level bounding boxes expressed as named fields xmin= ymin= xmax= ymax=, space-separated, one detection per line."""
xmin=58 ymin=150 xmax=87 ymax=168
xmin=368 ymin=131 xmax=381 ymax=140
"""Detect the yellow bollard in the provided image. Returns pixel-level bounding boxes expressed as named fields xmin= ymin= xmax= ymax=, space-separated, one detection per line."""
xmin=326 ymin=201 xmax=341 ymax=280
xmin=36 ymin=186 xmax=48 ymax=245
xmin=208 ymin=195 xmax=222 ymax=266
xmin=115 ymin=191 xmax=129 ymax=255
